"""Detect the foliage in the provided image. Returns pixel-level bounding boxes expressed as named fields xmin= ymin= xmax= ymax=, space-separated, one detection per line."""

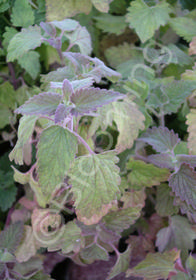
xmin=1 ymin=0 xmax=196 ymax=279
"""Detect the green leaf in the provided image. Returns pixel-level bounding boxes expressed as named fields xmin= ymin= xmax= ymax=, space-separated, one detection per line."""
xmin=105 ymin=43 xmax=141 ymax=69
xmin=107 ymin=245 xmax=131 ymax=280
xmin=0 ymin=222 xmax=24 ymax=254
xmin=9 ymin=115 xmax=38 ymax=165
xmin=186 ymin=109 xmax=196 ymax=155
xmin=2 ymin=27 xmax=18 ymax=50
xmin=170 ymin=272 xmax=190 ymax=280
xmin=170 ymin=17 xmax=196 ymax=42
xmin=70 ymin=87 xmax=124 ymax=116
xmin=18 ymin=51 xmax=40 ymax=80
xmin=94 ymin=14 xmax=127 ymax=35
xmin=156 ymin=215 xmax=196 ymax=252
xmin=7 ymin=25 xmax=42 ymax=62
xmin=70 ymin=151 xmax=121 ymax=225
xmin=126 ymin=250 xmax=179 ymax=280
xmin=0 ymin=104 xmax=13 ymax=129
xmin=11 ymin=0 xmax=35 ymax=28
xmin=139 ymin=126 xmax=180 ymax=153
xmin=156 ymin=184 xmax=179 ymax=217
xmin=15 ymin=226 xmax=36 ymax=262
xmin=65 ymin=25 xmax=92 ymax=55
xmin=0 ymin=171 xmax=17 ymax=212
xmin=91 ymin=0 xmax=113 ymax=12
xmin=50 ymin=19 xmax=78 ymax=31
xmin=126 ymin=0 xmax=171 ymax=43
xmin=127 ymin=159 xmax=170 ymax=190
xmin=61 ymin=221 xmax=84 ymax=254
xmin=89 ymin=99 xmax=145 ymax=153
xmin=26 ymin=271 xmax=53 ymax=280
xmin=37 ymin=125 xmax=77 ymax=201
xmin=0 ymin=81 xmax=16 ymax=110
xmin=186 ymin=254 xmax=196 ymax=277
xmin=14 ymin=257 xmax=43 ymax=279
xmin=102 ymin=206 xmax=141 ymax=233
xmin=169 ymin=163 xmax=196 ymax=210
xmin=80 ymin=243 xmax=108 ymax=263
xmin=46 ymin=0 xmax=92 ymax=21
xmin=16 ymin=92 xmax=62 ymax=116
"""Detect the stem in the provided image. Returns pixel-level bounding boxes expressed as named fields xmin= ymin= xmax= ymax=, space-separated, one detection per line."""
xmin=159 ymin=113 xmax=165 ymax=127
xmin=8 ymin=62 xmax=17 ymax=90
xmin=57 ymin=48 xmax=64 ymax=65
xmin=109 ymin=243 xmax=120 ymax=258
xmin=67 ymin=128 xmax=95 ymax=155
xmin=65 ymin=43 xmax=75 ymax=52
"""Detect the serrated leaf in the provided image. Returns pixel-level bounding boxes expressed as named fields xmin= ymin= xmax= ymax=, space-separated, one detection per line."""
xmin=127 ymin=159 xmax=170 ymax=190
xmin=94 ymin=14 xmax=127 ymax=35
xmin=62 ymin=79 xmax=74 ymax=99
xmin=156 ymin=215 xmax=196 ymax=252
xmin=70 ymin=87 xmax=124 ymax=116
xmin=9 ymin=115 xmax=38 ymax=165
xmin=0 ymin=222 xmax=24 ymax=254
xmin=46 ymin=0 xmax=92 ymax=21
xmin=126 ymin=0 xmax=171 ymax=43
xmin=0 ymin=171 xmax=17 ymax=212
xmin=11 ymin=0 xmax=35 ymax=28
xmin=16 ymin=92 xmax=62 ymax=116
xmin=70 ymin=151 xmax=121 ymax=225
xmin=15 ymin=226 xmax=36 ymax=262
xmin=2 ymin=27 xmax=18 ymax=50
xmin=14 ymin=257 xmax=43 ymax=279
xmin=126 ymin=250 xmax=179 ymax=280
xmin=156 ymin=184 xmax=179 ymax=217
xmin=18 ymin=51 xmax=40 ymax=80
xmin=139 ymin=126 xmax=180 ymax=153
xmin=80 ymin=243 xmax=108 ymax=263
xmin=89 ymin=99 xmax=145 ymax=153
xmin=167 ymin=44 xmax=193 ymax=66
xmin=61 ymin=221 xmax=84 ymax=254
xmin=7 ymin=26 xmax=42 ymax=62
xmin=186 ymin=109 xmax=196 ymax=155
xmin=102 ymin=206 xmax=141 ymax=233
xmin=0 ymin=104 xmax=13 ymax=129
xmin=147 ymin=153 xmax=176 ymax=170
xmin=54 ymin=104 xmax=71 ymax=124
xmin=65 ymin=25 xmax=92 ymax=55
xmin=37 ymin=125 xmax=77 ymax=201
xmin=186 ymin=254 xmax=196 ymax=277
xmin=169 ymin=163 xmax=196 ymax=210
xmin=0 ymin=81 xmax=16 ymax=110
xmin=91 ymin=0 xmax=113 ymax=12
xmin=105 ymin=43 xmax=140 ymax=69
xmin=107 ymin=245 xmax=131 ymax=280
xmin=170 ymin=272 xmax=190 ymax=280
xmin=170 ymin=17 xmax=196 ymax=42
xmin=50 ymin=19 xmax=78 ymax=32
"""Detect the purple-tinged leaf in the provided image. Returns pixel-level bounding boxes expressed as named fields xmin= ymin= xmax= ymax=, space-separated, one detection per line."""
xmin=148 ymin=153 xmax=176 ymax=170
xmin=169 ymin=163 xmax=196 ymax=209
xmin=54 ymin=104 xmax=71 ymax=124
xmin=174 ymin=197 xmax=196 ymax=223
xmin=62 ymin=79 xmax=74 ymax=99
xmin=176 ymin=154 xmax=196 ymax=168
xmin=80 ymin=243 xmax=109 ymax=264
xmin=139 ymin=126 xmax=180 ymax=153
xmin=0 ymin=222 xmax=24 ymax=254
xmin=40 ymin=22 xmax=56 ymax=37
xmin=156 ymin=215 xmax=196 ymax=252
xmin=70 ymin=87 xmax=124 ymax=116
xmin=15 ymin=92 xmax=62 ymax=116
xmin=50 ymin=19 xmax=78 ymax=32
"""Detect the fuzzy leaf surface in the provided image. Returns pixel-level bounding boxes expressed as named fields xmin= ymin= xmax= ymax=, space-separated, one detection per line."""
xmin=186 ymin=109 xmax=196 ymax=155
xmin=80 ymin=243 xmax=109 ymax=263
xmin=156 ymin=184 xmax=179 ymax=217
xmin=17 ymin=51 xmax=40 ymax=80
xmin=89 ymin=99 xmax=145 ymax=153
xmin=139 ymin=126 xmax=180 ymax=153
xmin=0 ymin=222 xmax=24 ymax=254
xmin=37 ymin=125 xmax=77 ymax=201
xmin=9 ymin=115 xmax=38 ymax=165
xmin=7 ymin=26 xmax=42 ymax=62
xmin=15 ymin=92 xmax=62 ymax=116
xmin=0 ymin=170 xmax=17 ymax=212
xmin=91 ymin=0 xmax=113 ymax=12
xmin=94 ymin=14 xmax=127 ymax=35
xmin=11 ymin=0 xmax=35 ymax=28
xmin=169 ymin=163 xmax=196 ymax=209
xmin=126 ymin=250 xmax=179 ymax=279
xmin=46 ymin=0 xmax=92 ymax=21
xmin=170 ymin=17 xmax=196 ymax=42
xmin=70 ymin=151 xmax=120 ymax=225
xmin=70 ymin=87 xmax=124 ymax=116
xmin=126 ymin=0 xmax=171 ymax=43
xmin=127 ymin=159 xmax=170 ymax=190
xmin=156 ymin=215 xmax=196 ymax=252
